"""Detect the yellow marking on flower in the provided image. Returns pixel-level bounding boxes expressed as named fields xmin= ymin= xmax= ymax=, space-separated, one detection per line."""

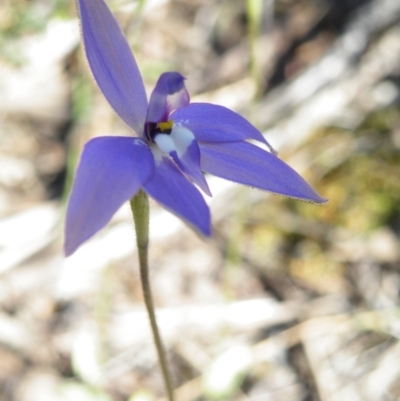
xmin=157 ymin=120 xmax=174 ymax=133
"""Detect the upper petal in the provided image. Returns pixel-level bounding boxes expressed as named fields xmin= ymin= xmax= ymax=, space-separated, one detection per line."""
xmin=143 ymin=153 xmax=211 ymax=236
xmin=65 ymin=137 xmax=154 ymax=256
xmin=199 ymin=141 xmax=327 ymax=203
xmin=146 ymin=72 xmax=190 ymax=124
xmin=171 ymin=103 xmax=275 ymax=151
xmin=77 ymin=0 xmax=147 ymax=134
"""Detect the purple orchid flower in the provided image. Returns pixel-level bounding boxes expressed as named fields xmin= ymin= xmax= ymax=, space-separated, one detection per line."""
xmin=65 ymin=0 xmax=327 ymax=256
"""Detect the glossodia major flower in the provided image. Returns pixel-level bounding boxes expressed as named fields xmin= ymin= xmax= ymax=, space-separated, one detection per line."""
xmin=65 ymin=0 xmax=327 ymax=256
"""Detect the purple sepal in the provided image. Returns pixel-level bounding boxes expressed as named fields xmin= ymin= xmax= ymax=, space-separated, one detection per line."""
xmin=143 ymin=156 xmax=211 ymax=236
xmin=64 ymin=137 xmax=154 ymax=256
xmin=77 ymin=0 xmax=148 ymax=135
xmin=146 ymin=72 xmax=190 ymax=123
xmin=200 ymin=141 xmax=328 ymax=203
xmin=171 ymin=103 xmax=272 ymax=148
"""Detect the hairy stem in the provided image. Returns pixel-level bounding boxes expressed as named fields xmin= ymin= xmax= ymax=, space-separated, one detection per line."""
xmin=130 ymin=190 xmax=175 ymax=401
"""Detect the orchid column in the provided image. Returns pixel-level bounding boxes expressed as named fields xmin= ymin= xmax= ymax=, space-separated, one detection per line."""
xmin=65 ymin=0 xmax=327 ymax=399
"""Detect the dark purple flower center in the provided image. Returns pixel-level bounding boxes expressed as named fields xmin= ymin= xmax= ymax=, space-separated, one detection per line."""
xmin=145 ymin=120 xmax=174 ymax=142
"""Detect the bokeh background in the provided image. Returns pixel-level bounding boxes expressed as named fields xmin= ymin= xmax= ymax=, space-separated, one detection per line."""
xmin=1 ymin=0 xmax=400 ymax=400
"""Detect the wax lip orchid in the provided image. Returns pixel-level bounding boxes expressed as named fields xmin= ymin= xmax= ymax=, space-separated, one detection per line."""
xmin=65 ymin=0 xmax=327 ymax=256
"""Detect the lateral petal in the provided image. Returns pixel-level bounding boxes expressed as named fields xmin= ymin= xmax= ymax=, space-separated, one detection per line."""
xmin=77 ymin=0 xmax=147 ymax=134
xmin=200 ymin=141 xmax=327 ymax=203
xmin=146 ymin=72 xmax=189 ymax=124
xmin=171 ymin=103 xmax=275 ymax=152
xmin=170 ymin=125 xmax=211 ymax=196
xmin=154 ymin=127 xmax=211 ymax=195
xmin=64 ymin=137 xmax=154 ymax=256
xmin=143 ymin=155 xmax=211 ymax=236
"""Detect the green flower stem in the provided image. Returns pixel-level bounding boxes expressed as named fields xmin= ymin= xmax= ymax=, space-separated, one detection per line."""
xmin=130 ymin=190 xmax=175 ymax=401
xmin=247 ymin=0 xmax=263 ymax=98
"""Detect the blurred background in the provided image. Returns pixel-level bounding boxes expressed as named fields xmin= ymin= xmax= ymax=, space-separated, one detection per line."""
xmin=1 ymin=0 xmax=400 ymax=400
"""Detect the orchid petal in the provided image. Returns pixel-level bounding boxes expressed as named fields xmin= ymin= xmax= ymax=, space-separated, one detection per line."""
xmin=65 ymin=137 xmax=154 ymax=256
xmin=171 ymin=103 xmax=275 ymax=151
xmin=143 ymin=154 xmax=211 ymax=236
xmin=146 ymin=72 xmax=189 ymax=123
xmin=77 ymin=0 xmax=147 ymax=134
xmin=154 ymin=126 xmax=211 ymax=195
xmin=200 ymin=141 xmax=327 ymax=203
xmin=171 ymin=126 xmax=210 ymax=195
